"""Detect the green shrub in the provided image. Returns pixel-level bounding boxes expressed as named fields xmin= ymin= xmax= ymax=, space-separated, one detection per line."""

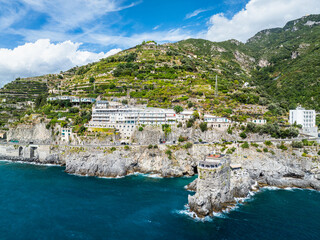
xmin=264 ymin=140 xmax=272 ymax=146
xmin=302 ymin=152 xmax=307 ymax=157
xmin=184 ymin=142 xmax=193 ymax=149
xmin=256 ymin=149 xmax=262 ymax=152
xmin=226 ymin=149 xmax=233 ymax=154
xmin=153 ymin=145 xmax=158 ymax=149
xmin=165 ymin=150 xmax=172 ymax=159
xmin=173 ymin=105 xmax=183 ymax=114
xmin=277 ymin=144 xmax=287 ymax=150
xmin=240 ymin=132 xmax=247 ymax=139
xmin=241 ymin=142 xmax=249 ymax=148
xmin=199 ymin=122 xmax=208 ymax=132
xmin=110 ymin=147 xmax=116 ymax=152
xmin=291 ymin=141 xmax=303 ymax=148
xmin=124 ymin=145 xmax=130 ymax=150
xmin=251 ymin=143 xmax=259 ymax=148
xmin=263 ymin=148 xmax=268 ymax=152
xmin=177 ymin=122 xmax=182 ymax=128
xmin=138 ymin=126 xmax=144 ymax=131
xmin=148 ymin=144 xmax=153 ymax=149
xmin=318 ymin=151 xmax=320 ymax=156
xmin=178 ymin=136 xmax=187 ymax=142
xmin=186 ymin=119 xmax=194 ymax=128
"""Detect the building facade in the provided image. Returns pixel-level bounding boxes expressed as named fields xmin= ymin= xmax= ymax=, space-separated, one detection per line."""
xmin=289 ymin=107 xmax=318 ymax=137
xmin=204 ymin=114 xmax=232 ymax=128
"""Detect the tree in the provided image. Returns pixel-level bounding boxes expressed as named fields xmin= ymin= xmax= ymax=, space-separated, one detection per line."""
xmin=199 ymin=122 xmax=208 ymax=132
xmin=35 ymin=94 xmax=47 ymax=108
xmin=89 ymin=77 xmax=95 ymax=83
xmin=174 ymin=105 xmax=183 ymax=114
xmin=240 ymin=132 xmax=247 ymax=139
xmin=78 ymin=126 xmax=86 ymax=134
xmin=192 ymin=111 xmax=200 ymax=120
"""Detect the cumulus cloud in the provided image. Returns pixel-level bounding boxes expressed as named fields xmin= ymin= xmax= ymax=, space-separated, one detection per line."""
xmin=206 ymin=0 xmax=320 ymax=42
xmin=0 ymin=39 xmax=121 ymax=87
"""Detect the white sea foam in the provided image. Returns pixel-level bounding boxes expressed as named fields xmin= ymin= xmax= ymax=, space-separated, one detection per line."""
xmin=262 ymin=186 xmax=281 ymax=191
xmin=129 ymin=172 xmax=164 ymax=179
xmin=0 ymin=159 xmax=59 ymax=167
xmin=173 ymin=205 xmax=214 ymax=222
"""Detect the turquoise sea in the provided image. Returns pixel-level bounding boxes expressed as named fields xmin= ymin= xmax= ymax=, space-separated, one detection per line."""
xmin=0 ymin=161 xmax=319 ymax=240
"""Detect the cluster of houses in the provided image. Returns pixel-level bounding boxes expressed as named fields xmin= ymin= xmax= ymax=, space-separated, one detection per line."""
xmin=88 ymin=101 xmax=234 ymax=137
xmin=47 ymin=96 xmax=96 ymax=104
xmin=50 ymin=97 xmax=318 ymax=141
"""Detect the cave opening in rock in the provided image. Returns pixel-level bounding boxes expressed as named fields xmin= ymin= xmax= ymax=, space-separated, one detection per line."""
xmin=193 ymin=166 xmax=198 ymax=174
xmin=19 ymin=147 xmax=23 ymax=157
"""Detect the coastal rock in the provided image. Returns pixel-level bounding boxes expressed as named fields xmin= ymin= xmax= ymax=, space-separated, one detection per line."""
xmin=65 ymin=151 xmax=136 ymax=178
xmin=7 ymin=122 xmax=53 ymax=144
xmin=185 ymin=179 xmax=197 ymax=191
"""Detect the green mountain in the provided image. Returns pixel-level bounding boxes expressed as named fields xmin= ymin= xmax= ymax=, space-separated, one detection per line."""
xmin=1 ymin=14 xmax=320 ymax=129
xmin=247 ymin=14 xmax=320 ymax=111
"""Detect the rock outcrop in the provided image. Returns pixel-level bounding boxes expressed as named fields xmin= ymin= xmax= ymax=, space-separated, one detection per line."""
xmin=188 ymin=147 xmax=320 ymax=218
xmin=7 ymin=122 xmax=53 ymax=144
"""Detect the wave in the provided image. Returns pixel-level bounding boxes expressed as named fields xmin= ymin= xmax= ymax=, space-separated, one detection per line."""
xmin=173 ymin=205 xmax=214 ymax=222
xmin=0 ymin=159 xmax=60 ymax=167
xmin=128 ymin=172 xmax=164 ymax=179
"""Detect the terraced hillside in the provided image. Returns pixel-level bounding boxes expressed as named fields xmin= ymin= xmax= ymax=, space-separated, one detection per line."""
xmin=0 ymin=77 xmax=48 ymax=128
xmin=1 ymin=14 xmax=320 ymax=130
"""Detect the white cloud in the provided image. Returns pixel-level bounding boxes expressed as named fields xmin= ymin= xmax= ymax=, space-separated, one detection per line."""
xmin=206 ymin=0 xmax=320 ymax=42
xmin=19 ymin=0 xmax=138 ymax=29
xmin=0 ymin=39 xmax=121 ymax=87
xmin=185 ymin=8 xmax=210 ymax=19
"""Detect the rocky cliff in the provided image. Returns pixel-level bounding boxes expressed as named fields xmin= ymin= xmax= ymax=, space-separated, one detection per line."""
xmin=62 ymin=144 xmax=212 ymax=178
xmin=7 ymin=122 xmax=53 ymax=144
xmin=188 ymin=147 xmax=320 ymax=217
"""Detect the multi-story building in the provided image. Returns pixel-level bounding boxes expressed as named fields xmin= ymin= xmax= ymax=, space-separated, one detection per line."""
xmin=89 ymin=102 xmax=234 ymax=138
xmin=204 ymin=114 xmax=232 ymax=128
xmin=89 ymin=104 xmax=180 ymax=137
xmin=61 ymin=128 xmax=73 ymax=142
xmin=289 ymin=107 xmax=318 ymax=137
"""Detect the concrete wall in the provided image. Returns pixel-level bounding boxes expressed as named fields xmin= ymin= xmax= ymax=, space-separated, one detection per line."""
xmin=0 ymin=144 xmax=51 ymax=161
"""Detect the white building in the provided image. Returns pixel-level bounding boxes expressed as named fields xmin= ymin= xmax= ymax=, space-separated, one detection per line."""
xmin=204 ymin=114 xmax=232 ymax=128
xmin=89 ymin=105 xmax=179 ymax=138
xmin=289 ymin=107 xmax=318 ymax=137
xmin=251 ymin=119 xmax=267 ymax=125
xmin=61 ymin=128 xmax=73 ymax=142
xmin=47 ymin=96 xmax=96 ymax=103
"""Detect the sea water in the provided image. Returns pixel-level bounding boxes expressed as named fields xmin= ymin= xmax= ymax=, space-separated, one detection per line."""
xmin=0 ymin=161 xmax=319 ymax=240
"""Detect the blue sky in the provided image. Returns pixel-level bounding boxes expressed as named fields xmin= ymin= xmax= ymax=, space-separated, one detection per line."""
xmin=0 ymin=0 xmax=249 ymax=52
xmin=0 ymin=0 xmax=319 ymax=86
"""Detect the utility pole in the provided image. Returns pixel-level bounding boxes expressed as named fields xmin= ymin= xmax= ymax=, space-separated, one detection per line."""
xmin=215 ymin=75 xmax=218 ymax=97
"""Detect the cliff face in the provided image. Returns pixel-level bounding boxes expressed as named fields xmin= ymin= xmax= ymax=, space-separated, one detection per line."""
xmin=188 ymin=148 xmax=320 ymax=217
xmin=7 ymin=122 xmax=53 ymax=144
xmin=61 ymin=144 xmax=213 ymax=178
